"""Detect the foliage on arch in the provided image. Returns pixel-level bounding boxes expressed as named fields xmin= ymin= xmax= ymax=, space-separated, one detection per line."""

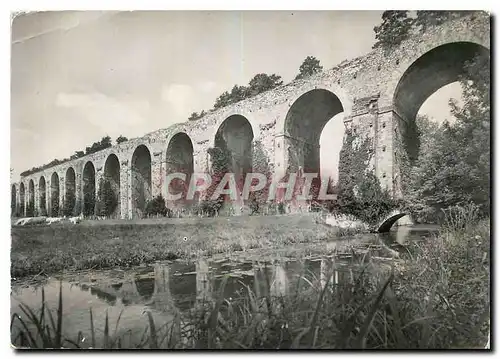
xmin=330 ymin=128 xmax=398 ymax=225
xmin=373 ymin=11 xmax=481 ymax=53
xmin=96 ymin=178 xmax=118 ymax=218
xmin=401 ymin=54 xmax=490 ymax=223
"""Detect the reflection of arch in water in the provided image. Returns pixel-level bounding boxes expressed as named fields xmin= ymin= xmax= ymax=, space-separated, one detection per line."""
xmin=135 ymin=277 xmax=155 ymax=301
xmin=169 ymin=262 xmax=197 ymax=311
xmin=196 ymin=259 xmax=213 ymax=302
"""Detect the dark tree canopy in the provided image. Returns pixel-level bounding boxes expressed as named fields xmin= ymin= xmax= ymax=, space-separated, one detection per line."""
xmin=295 ymin=56 xmax=323 ymax=80
xmin=116 ymin=135 xmax=128 ymax=144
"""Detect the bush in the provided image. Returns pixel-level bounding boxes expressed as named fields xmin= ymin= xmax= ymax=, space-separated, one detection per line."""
xmin=336 ymin=172 xmax=398 ymax=226
xmin=144 ymin=195 xmax=172 ymax=218
xmin=193 ymin=198 xmax=224 ymax=217
xmin=25 ymin=201 xmax=35 ymax=217
xmin=97 ymin=179 xmax=118 ymax=218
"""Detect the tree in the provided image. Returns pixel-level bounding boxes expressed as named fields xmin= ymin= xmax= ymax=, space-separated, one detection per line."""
xmin=373 ymin=11 xmax=413 ymax=51
xmin=213 ymin=91 xmax=232 ymax=109
xmin=188 ymin=110 xmax=207 ymax=121
xmin=97 ymin=178 xmax=118 ymax=217
xmin=403 ymin=54 xmax=491 ymax=222
xmin=116 ymin=135 xmax=128 ymax=144
xmin=247 ymin=73 xmax=283 ymax=96
xmin=144 ymin=194 xmax=172 ymax=218
xmin=295 ymin=56 xmax=323 ymax=80
xmin=63 ymin=191 xmax=76 ymax=217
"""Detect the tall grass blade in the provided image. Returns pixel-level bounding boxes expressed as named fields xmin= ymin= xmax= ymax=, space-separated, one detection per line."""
xmin=89 ymin=308 xmax=96 ymax=348
xmin=146 ymin=311 xmax=158 ymax=349
xmin=55 ymin=281 xmax=63 ymax=348
xmin=353 ymin=271 xmax=394 ymax=349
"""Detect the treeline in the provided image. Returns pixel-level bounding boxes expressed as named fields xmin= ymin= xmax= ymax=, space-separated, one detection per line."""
xmin=188 ymin=56 xmax=323 ymax=121
xmin=20 ymin=135 xmax=129 ymax=177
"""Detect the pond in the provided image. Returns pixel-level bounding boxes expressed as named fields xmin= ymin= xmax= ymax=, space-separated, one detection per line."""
xmin=11 ymin=224 xmax=438 ymax=348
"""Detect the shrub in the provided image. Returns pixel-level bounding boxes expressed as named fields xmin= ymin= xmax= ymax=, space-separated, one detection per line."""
xmin=144 ymin=195 xmax=172 ymax=218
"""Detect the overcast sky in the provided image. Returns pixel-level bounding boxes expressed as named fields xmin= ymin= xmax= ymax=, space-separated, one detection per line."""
xmin=10 ymin=10 xmax=461 ymax=182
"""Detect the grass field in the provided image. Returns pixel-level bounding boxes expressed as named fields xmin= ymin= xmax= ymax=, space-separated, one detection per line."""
xmin=11 ymin=214 xmax=344 ymax=279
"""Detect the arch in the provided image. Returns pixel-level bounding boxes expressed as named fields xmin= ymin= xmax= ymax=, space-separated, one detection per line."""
xmin=213 ymin=115 xmax=254 ymax=195
xmin=165 ymin=132 xmax=194 ymax=207
xmin=19 ymin=182 xmax=25 ymax=217
xmin=65 ymin=167 xmax=76 ymax=216
xmin=131 ymin=144 xmax=152 ymax=218
xmin=38 ymin=176 xmax=47 ymax=216
xmin=284 ymin=89 xmax=345 ymax=173
xmin=82 ymin=161 xmax=96 ymax=216
xmin=11 ymin=184 xmax=17 ymax=217
xmin=377 ymin=212 xmax=408 ymax=233
xmin=28 ymin=179 xmax=35 ymax=216
xmin=50 ymin=172 xmax=60 ymax=217
xmin=102 ymin=153 xmax=121 ymax=218
xmin=393 ymin=41 xmax=490 ymax=161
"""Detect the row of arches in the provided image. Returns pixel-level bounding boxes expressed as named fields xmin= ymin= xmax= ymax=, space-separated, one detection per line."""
xmin=11 ymin=40 xmax=489 ymax=218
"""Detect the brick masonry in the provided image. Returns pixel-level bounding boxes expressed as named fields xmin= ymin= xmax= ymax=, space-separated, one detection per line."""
xmin=12 ymin=13 xmax=490 ymax=219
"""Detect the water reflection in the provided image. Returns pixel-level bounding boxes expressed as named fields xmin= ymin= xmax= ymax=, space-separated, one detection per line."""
xmin=11 ymin=226 xmax=438 ymax=347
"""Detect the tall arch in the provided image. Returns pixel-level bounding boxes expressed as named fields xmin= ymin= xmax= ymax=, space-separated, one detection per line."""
xmin=39 ymin=176 xmax=47 ymax=216
xmin=11 ymin=184 xmax=16 ymax=217
xmin=213 ymin=115 xmax=254 ymax=199
xmin=65 ymin=167 xmax=76 ymax=216
xmin=282 ymin=89 xmax=345 ymax=202
xmin=19 ymin=182 xmax=25 ymax=217
xmin=131 ymin=145 xmax=152 ymax=218
xmin=393 ymin=41 xmax=490 ymax=162
xmin=50 ymin=172 xmax=60 ymax=217
xmin=102 ymin=154 xmax=121 ymax=218
xmin=165 ymin=132 xmax=194 ymax=207
xmin=82 ymin=161 xmax=96 ymax=216
xmin=284 ymin=89 xmax=344 ymax=174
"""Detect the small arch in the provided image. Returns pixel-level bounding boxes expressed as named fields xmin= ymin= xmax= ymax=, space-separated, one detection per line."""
xmin=19 ymin=182 xmax=25 ymax=217
xmin=82 ymin=161 xmax=96 ymax=216
xmin=165 ymin=132 xmax=194 ymax=208
xmin=377 ymin=212 xmax=407 ymax=233
xmin=65 ymin=167 xmax=76 ymax=216
xmin=28 ymin=179 xmax=35 ymax=216
xmin=11 ymin=184 xmax=17 ymax=217
xmin=131 ymin=144 xmax=152 ymax=218
xmin=50 ymin=172 xmax=60 ymax=217
xmin=39 ymin=176 xmax=47 ymax=216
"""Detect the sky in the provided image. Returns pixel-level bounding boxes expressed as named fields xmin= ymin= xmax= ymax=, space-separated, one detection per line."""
xmin=10 ymin=10 xmax=461 ymax=182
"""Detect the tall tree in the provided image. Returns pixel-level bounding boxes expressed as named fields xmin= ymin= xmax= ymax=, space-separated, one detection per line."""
xmin=403 ymin=54 xmax=491 ymax=221
xmin=295 ymin=56 xmax=323 ymax=80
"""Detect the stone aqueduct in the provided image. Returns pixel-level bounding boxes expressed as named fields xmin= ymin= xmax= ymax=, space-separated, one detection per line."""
xmin=12 ymin=14 xmax=490 ymax=220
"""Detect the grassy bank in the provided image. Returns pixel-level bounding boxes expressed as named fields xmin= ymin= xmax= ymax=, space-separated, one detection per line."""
xmin=11 ymin=214 xmax=344 ymax=279
xmin=11 ymin=218 xmax=490 ymax=349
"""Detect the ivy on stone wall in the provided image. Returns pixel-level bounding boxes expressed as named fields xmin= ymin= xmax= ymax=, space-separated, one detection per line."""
xmin=39 ymin=194 xmax=47 ymax=216
xmin=335 ymin=128 xmax=398 ymax=225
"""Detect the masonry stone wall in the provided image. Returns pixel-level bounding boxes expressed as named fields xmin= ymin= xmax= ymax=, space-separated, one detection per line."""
xmin=13 ymin=13 xmax=490 ymax=219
